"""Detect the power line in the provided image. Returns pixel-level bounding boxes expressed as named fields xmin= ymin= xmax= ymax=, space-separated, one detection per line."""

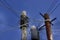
xmin=0 ymin=21 xmax=33 ymax=32
xmin=47 ymin=0 xmax=59 ymax=13
xmin=0 ymin=26 xmax=20 ymax=33
xmin=50 ymin=3 xmax=60 ymax=15
xmin=0 ymin=0 xmax=20 ymax=18
xmin=3 ymin=0 xmax=19 ymax=13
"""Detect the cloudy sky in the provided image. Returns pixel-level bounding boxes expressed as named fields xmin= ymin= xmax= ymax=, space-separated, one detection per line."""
xmin=0 ymin=0 xmax=60 ymax=40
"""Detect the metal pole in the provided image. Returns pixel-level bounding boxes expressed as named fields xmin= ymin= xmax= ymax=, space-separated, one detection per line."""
xmin=44 ymin=13 xmax=53 ymax=40
xmin=21 ymin=27 xmax=27 ymax=40
xmin=20 ymin=11 xmax=29 ymax=40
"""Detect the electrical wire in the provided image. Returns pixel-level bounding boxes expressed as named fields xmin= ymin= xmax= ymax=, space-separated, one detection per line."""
xmin=0 ymin=26 xmax=20 ymax=32
xmin=3 ymin=0 xmax=19 ymax=13
xmin=0 ymin=0 xmax=20 ymax=18
xmin=47 ymin=0 xmax=59 ymax=13
xmin=0 ymin=21 xmax=33 ymax=33
xmin=49 ymin=3 xmax=60 ymax=15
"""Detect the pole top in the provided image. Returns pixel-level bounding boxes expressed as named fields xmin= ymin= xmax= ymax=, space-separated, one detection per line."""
xmin=31 ymin=25 xmax=36 ymax=29
xmin=21 ymin=10 xmax=27 ymax=16
xmin=44 ymin=13 xmax=50 ymax=19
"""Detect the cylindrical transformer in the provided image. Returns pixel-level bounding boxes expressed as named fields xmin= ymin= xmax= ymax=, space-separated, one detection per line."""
xmin=30 ymin=25 xmax=39 ymax=40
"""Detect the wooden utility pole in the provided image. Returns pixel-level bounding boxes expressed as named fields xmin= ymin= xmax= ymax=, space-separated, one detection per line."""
xmin=20 ymin=11 xmax=29 ymax=40
xmin=40 ymin=13 xmax=56 ymax=40
xmin=44 ymin=13 xmax=53 ymax=40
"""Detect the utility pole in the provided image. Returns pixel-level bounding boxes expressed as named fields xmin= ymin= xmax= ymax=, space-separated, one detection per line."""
xmin=20 ymin=11 xmax=29 ymax=40
xmin=39 ymin=13 xmax=56 ymax=40
xmin=44 ymin=13 xmax=53 ymax=40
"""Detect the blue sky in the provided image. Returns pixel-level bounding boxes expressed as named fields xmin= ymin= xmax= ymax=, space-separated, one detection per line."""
xmin=0 ymin=0 xmax=60 ymax=40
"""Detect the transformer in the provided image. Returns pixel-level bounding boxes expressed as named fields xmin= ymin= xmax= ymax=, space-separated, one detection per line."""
xmin=30 ymin=25 xmax=39 ymax=40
